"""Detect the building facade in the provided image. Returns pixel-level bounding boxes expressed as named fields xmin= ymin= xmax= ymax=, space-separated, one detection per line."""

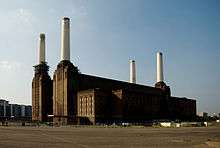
xmin=52 ymin=60 xmax=78 ymax=124
xmin=32 ymin=63 xmax=52 ymax=122
xmin=76 ymin=75 xmax=196 ymax=125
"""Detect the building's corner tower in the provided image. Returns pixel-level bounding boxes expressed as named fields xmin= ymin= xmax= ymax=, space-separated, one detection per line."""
xmin=155 ymin=52 xmax=171 ymax=97
xmin=154 ymin=52 xmax=171 ymax=119
xmin=129 ymin=60 xmax=136 ymax=83
xmin=53 ymin=17 xmax=78 ymax=125
xmin=32 ymin=33 xmax=53 ymax=122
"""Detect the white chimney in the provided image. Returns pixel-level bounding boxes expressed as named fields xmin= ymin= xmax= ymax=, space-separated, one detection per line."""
xmin=61 ymin=17 xmax=70 ymax=61
xmin=129 ymin=60 xmax=136 ymax=83
xmin=39 ymin=33 xmax=45 ymax=64
xmin=157 ymin=52 xmax=164 ymax=82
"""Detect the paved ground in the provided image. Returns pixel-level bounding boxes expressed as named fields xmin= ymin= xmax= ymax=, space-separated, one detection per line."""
xmin=0 ymin=126 xmax=219 ymax=148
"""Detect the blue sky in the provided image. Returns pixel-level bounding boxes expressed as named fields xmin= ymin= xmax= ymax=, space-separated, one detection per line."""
xmin=0 ymin=0 xmax=219 ymax=114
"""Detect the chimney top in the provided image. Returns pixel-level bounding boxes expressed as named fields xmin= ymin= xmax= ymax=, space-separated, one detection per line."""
xmin=63 ymin=17 xmax=70 ymax=21
xmin=40 ymin=33 xmax=45 ymax=39
xmin=157 ymin=52 xmax=162 ymax=55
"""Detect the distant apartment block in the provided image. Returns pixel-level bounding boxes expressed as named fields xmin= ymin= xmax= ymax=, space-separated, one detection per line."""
xmin=0 ymin=99 xmax=32 ymax=120
xmin=197 ymin=112 xmax=208 ymax=118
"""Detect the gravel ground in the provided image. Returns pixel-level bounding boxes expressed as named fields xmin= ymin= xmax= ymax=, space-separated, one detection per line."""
xmin=0 ymin=126 xmax=219 ymax=148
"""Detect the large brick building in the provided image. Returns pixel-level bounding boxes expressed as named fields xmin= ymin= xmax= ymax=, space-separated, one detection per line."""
xmin=76 ymin=75 xmax=196 ymax=125
xmin=32 ymin=17 xmax=196 ymax=125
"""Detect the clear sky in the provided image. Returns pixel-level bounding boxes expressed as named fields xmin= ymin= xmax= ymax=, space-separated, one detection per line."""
xmin=0 ymin=0 xmax=219 ymax=114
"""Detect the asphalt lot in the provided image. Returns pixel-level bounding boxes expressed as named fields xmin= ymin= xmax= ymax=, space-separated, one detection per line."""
xmin=0 ymin=126 xmax=219 ymax=148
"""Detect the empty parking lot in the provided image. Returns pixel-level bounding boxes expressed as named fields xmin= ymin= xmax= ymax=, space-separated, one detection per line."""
xmin=0 ymin=126 xmax=219 ymax=148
